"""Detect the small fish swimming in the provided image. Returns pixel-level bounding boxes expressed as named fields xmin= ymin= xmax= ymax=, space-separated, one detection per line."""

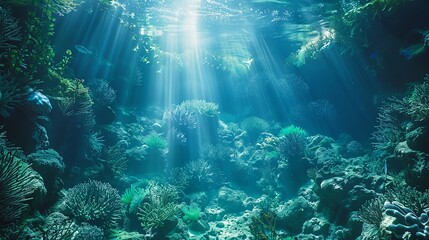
xmin=74 ymin=45 xmax=93 ymax=55
xmin=242 ymin=58 xmax=254 ymax=69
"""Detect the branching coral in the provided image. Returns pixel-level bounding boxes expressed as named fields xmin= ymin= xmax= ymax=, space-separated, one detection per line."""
xmin=63 ymin=180 xmax=122 ymax=229
xmin=0 ymin=7 xmax=21 ymax=50
xmin=358 ymin=197 xmax=385 ymax=226
xmin=371 ymin=97 xmax=408 ymax=153
xmin=137 ymin=182 xmax=179 ymax=231
xmin=0 ymin=151 xmax=37 ymax=228
xmin=163 ymin=107 xmax=197 ymax=130
xmin=89 ymin=79 xmax=116 ymax=106
xmin=386 ymin=185 xmax=429 ymax=215
xmin=407 ymin=76 xmax=429 ymax=122
xmin=98 ymin=142 xmax=128 ymax=178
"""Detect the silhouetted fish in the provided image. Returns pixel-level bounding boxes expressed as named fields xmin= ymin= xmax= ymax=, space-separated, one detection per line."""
xmin=74 ymin=45 xmax=92 ymax=55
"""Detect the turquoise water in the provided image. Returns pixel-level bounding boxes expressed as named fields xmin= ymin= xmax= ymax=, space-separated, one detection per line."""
xmin=1 ymin=0 xmax=429 ymax=239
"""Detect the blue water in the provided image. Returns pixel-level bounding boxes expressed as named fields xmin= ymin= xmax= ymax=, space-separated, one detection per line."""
xmin=1 ymin=0 xmax=429 ymax=239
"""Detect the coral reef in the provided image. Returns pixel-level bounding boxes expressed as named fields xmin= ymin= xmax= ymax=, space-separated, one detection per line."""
xmin=62 ymin=180 xmax=122 ymax=230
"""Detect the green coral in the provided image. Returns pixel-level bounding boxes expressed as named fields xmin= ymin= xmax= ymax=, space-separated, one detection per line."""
xmin=143 ymin=133 xmax=167 ymax=151
xmin=407 ymin=76 xmax=429 ymax=122
xmin=121 ymin=183 xmax=148 ymax=213
xmin=279 ymin=125 xmax=307 ymax=137
xmin=137 ymin=182 xmax=179 ymax=231
xmin=181 ymin=204 xmax=201 ymax=222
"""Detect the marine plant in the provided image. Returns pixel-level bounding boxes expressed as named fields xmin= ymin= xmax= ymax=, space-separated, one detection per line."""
xmin=0 ymin=151 xmax=37 ymax=228
xmin=358 ymin=197 xmax=385 ymax=227
xmin=2 ymin=0 xmax=83 ymax=15
xmin=98 ymin=142 xmax=128 ymax=180
xmin=278 ymin=125 xmax=308 ymax=158
xmin=137 ymin=182 xmax=179 ymax=232
xmin=121 ymin=183 xmax=148 ymax=213
xmin=0 ymin=73 xmax=36 ymax=117
xmin=163 ymin=107 xmax=197 ymax=131
xmin=88 ymin=79 xmax=117 ymax=106
xmin=240 ymin=116 xmax=270 ymax=143
xmin=143 ymin=133 xmax=167 ymax=152
xmin=407 ymin=76 xmax=429 ymax=122
xmin=330 ymin=0 xmax=412 ymax=55
xmin=248 ymin=209 xmax=278 ymax=240
xmin=56 ymin=78 xmax=96 ymax=131
xmin=279 ymin=124 xmax=307 ymax=137
xmin=0 ymin=7 xmax=21 ymax=50
xmin=37 ymin=212 xmax=77 ymax=240
xmin=63 ymin=180 xmax=123 ymax=230
xmin=87 ymin=131 xmax=105 ymax=153
xmin=385 ymin=185 xmax=429 ymax=215
xmin=181 ymin=204 xmax=201 ymax=222
xmin=178 ymin=99 xmax=220 ymax=117
xmin=371 ymin=97 xmax=407 ymax=153
xmin=358 ymin=197 xmax=393 ymax=240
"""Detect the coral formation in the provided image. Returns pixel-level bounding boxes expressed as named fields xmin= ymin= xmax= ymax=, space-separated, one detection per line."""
xmin=63 ymin=180 xmax=122 ymax=229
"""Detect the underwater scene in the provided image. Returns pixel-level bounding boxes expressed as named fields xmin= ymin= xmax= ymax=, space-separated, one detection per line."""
xmin=1 ymin=0 xmax=429 ymax=239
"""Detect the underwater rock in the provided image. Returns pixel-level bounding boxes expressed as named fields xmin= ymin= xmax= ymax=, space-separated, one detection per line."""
xmin=344 ymin=185 xmax=378 ymax=210
xmin=32 ymin=123 xmax=49 ymax=151
xmin=27 ymin=149 xmax=64 ymax=206
xmin=406 ymin=126 xmax=429 ymax=154
xmin=26 ymin=91 xmax=52 ymax=115
xmin=318 ymin=177 xmax=347 ymax=204
xmin=28 ymin=169 xmax=47 ymax=208
xmin=27 ymin=149 xmax=65 ymax=181
xmin=217 ymin=187 xmax=249 ymax=213
xmin=302 ymin=217 xmax=330 ymax=236
xmin=188 ymin=217 xmax=210 ymax=233
xmin=277 ymin=196 xmax=314 ymax=234
xmin=344 ymin=140 xmax=364 ymax=158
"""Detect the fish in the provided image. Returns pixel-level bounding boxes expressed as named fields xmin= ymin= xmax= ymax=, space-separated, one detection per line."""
xmin=242 ymin=58 xmax=254 ymax=69
xmin=400 ymin=44 xmax=425 ymax=60
xmin=74 ymin=45 xmax=93 ymax=55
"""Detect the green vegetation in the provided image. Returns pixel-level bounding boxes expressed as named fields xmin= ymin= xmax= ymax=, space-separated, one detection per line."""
xmin=407 ymin=77 xmax=429 ymax=122
xmin=137 ymin=182 xmax=179 ymax=231
xmin=358 ymin=197 xmax=384 ymax=226
xmin=386 ymin=185 xmax=429 ymax=214
xmin=279 ymin=125 xmax=307 ymax=137
xmin=181 ymin=204 xmax=201 ymax=221
xmin=121 ymin=183 xmax=148 ymax=214
xmin=143 ymin=133 xmax=167 ymax=151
